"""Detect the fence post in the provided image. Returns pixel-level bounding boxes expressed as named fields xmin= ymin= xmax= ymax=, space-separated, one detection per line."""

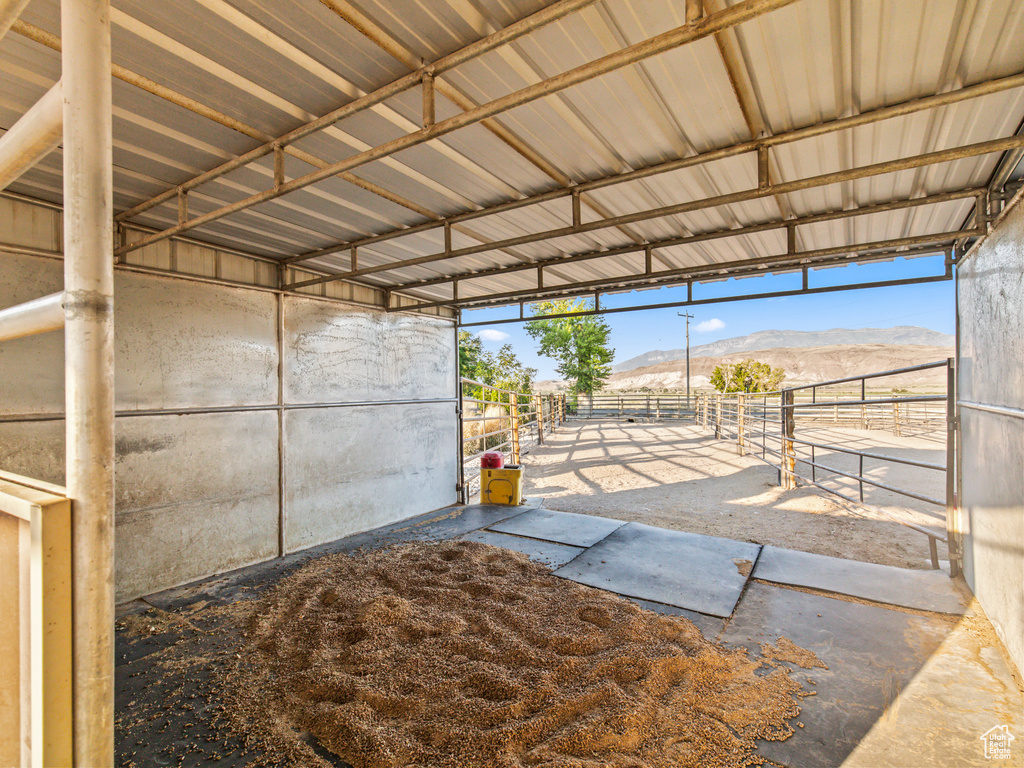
xmin=534 ymin=394 xmax=544 ymax=445
xmin=893 ymin=400 xmax=902 ymax=437
xmin=945 ymin=358 xmax=961 ymax=576
xmin=714 ymin=395 xmax=722 ymax=439
xmin=781 ymin=390 xmax=796 ymax=489
xmin=510 ymin=391 xmax=521 ymax=463
xmin=737 ymin=393 xmax=745 ymax=455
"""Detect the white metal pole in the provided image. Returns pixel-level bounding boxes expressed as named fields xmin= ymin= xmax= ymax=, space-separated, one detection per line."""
xmin=0 ymin=0 xmax=32 ymax=41
xmin=0 ymin=291 xmax=64 ymax=342
xmin=0 ymin=80 xmax=63 ymax=192
xmin=62 ymin=0 xmax=114 ymax=764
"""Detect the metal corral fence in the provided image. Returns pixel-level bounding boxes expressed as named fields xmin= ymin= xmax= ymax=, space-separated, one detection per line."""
xmin=569 ymin=392 xmax=695 ymax=419
xmin=695 ymin=359 xmax=958 ymax=572
xmin=459 ymin=378 xmax=567 ymax=502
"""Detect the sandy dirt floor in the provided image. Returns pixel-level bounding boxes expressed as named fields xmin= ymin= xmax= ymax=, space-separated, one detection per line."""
xmin=521 ymin=419 xmax=947 ymax=570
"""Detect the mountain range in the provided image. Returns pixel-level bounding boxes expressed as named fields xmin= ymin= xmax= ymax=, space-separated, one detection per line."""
xmin=612 ymin=326 xmax=954 ymax=373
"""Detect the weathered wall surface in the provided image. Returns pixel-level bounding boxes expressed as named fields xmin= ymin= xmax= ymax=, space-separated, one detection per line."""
xmin=958 ymin=196 xmax=1024 ymax=676
xmin=1 ymin=226 xmax=457 ymax=600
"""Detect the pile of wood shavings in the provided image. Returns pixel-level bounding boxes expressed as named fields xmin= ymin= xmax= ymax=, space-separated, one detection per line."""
xmin=216 ymin=541 xmax=809 ymax=768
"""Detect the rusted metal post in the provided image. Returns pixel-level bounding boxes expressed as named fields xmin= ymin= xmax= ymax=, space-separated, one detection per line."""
xmin=63 ymin=0 xmax=114 ymax=763
xmin=534 ymin=394 xmax=544 ymax=445
xmin=781 ymin=390 xmax=796 ymax=489
xmin=860 ymin=378 xmax=867 ymax=428
xmin=714 ymin=395 xmax=722 ymax=439
xmin=893 ymin=399 xmax=902 ymax=436
xmin=510 ymin=390 xmax=521 ymax=463
xmin=945 ymin=358 xmax=961 ymax=576
xmin=737 ymin=393 xmax=745 ymax=454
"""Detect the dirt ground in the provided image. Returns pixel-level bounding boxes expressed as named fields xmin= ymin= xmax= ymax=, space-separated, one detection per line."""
xmin=521 ymin=419 xmax=947 ymax=570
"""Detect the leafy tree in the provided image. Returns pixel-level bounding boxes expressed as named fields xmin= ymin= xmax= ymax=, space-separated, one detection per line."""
xmin=457 ymin=330 xmax=536 ymax=395
xmin=710 ymin=359 xmax=785 ymax=393
xmin=525 ymin=299 xmax=614 ymax=395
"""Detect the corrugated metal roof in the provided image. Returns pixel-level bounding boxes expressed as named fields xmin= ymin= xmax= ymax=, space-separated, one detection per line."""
xmin=2 ymin=0 xmax=1023 ymax=308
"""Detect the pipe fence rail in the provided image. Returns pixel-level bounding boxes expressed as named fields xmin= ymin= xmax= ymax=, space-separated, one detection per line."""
xmin=695 ymin=359 xmax=958 ymax=573
xmin=569 ymin=392 xmax=695 ymax=420
xmin=458 ymin=378 xmax=567 ymax=502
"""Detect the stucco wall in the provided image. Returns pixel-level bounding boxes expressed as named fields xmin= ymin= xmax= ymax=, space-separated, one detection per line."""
xmin=0 ymin=244 xmax=457 ymax=600
xmin=957 ymin=196 xmax=1024 ymax=676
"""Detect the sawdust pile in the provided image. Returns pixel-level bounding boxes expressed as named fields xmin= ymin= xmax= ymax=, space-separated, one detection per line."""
xmin=219 ymin=541 xmax=807 ymax=768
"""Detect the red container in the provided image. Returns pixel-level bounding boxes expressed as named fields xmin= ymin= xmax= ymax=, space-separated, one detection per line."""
xmin=480 ymin=451 xmax=504 ymax=469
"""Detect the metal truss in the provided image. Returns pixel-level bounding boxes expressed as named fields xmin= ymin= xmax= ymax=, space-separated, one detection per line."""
xmin=106 ymin=0 xmax=798 ymax=259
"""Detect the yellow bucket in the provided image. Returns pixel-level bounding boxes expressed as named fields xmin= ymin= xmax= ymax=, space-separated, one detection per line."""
xmin=480 ymin=465 xmax=524 ymax=506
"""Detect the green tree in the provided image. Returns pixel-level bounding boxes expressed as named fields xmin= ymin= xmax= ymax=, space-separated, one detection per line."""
xmin=525 ymin=299 xmax=614 ymax=395
xmin=710 ymin=359 xmax=785 ymax=393
xmin=457 ymin=331 xmax=536 ymax=395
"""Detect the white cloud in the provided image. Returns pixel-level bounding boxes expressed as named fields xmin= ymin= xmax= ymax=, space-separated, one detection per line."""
xmin=478 ymin=329 xmax=510 ymax=342
xmin=696 ymin=318 xmax=725 ymax=333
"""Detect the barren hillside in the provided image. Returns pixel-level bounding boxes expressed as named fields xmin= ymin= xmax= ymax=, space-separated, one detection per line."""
xmin=537 ymin=344 xmax=953 ymax=392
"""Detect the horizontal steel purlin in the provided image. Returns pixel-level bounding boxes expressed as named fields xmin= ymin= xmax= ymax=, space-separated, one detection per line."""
xmin=456 ymin=273 xmax=952 ymax=327
xmin=400 ymin=229 xmax=970 ymax=312
xmin=111 ymin=0 xmax=799 ymax=259
xmin=283 ymin=71 xmax=1024 ymax=268
xmin=388 ymin=189 xmax=981 ymax=293
xmin=286 ymin=134 xmax=1024 ymax=292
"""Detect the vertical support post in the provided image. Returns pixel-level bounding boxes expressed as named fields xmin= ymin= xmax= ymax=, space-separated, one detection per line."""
xmin=350 ymin=245 xmax=358 ymax=272
xmin=737 ymin=393 xmax=745 ymax=455
xmin=714 ymin=395 xmax=722 ymax=439
xmin=534 ymin=395 xmax=544 ymax=445
xmin=860 ymin=378 xmax=867 ymax=429
xmin=945 ymin=358 xmax=961 ymax=576
xmin=273 ymin=143 xmax=285 ymax=189
xmin=421 ymin=72 xmax=435 ymax=129
xmin=509 ymin=391 xmax=520 ymax=464
xmin=571 ymin=189 xmax=581 ymax=227
xmin=757 ymin=145 xmax=770 ymax=190
xmin=781 ymin=390 xmax=795 ymax=489
xmin=62 ymin=0 xmax=114 ymax=763
xmin=177 ymin=189 xmax=188 ymax=226
xmin=455 ymin=329 xmax=466 ymax=505
xmin=893 ymin=400 xmax=901 ymax=437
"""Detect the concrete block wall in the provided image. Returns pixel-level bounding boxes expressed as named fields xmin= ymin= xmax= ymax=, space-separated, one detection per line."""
xmin=0 ymin=209 xmax=458 ymax=601
xmin=957 ymin=194 xmax=1024 ymax=677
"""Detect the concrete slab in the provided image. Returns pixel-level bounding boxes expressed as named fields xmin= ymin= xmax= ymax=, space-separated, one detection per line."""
xmin=460 ymin=529 xmax=585 ymax=568
xmin=753 ymin=545 xmax=969 ymax=615
xmin=488 ymin=508 xmax=626 ymax=547
xmin=553 ymin=522 xmax=761 ymax=618
xmin=720 ymin=581 xmax=956 ymax=768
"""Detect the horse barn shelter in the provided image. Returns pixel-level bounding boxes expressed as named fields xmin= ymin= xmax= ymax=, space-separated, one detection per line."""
xmin=0 ymin=0 xmax=1023 ymax=764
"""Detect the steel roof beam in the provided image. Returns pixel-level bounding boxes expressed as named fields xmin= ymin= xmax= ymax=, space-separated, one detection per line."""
xmin=282 ymin=70 xmax=1024 ymax=269
xmin=456 ymin=270 xmax=952 ymax=327
xmin=406 ymin=230 xmax=971 ymax=313
xmin=103 ymin=0 xmax=596 ymax=224
xmin=284 ymin=133 xmax=1024 ymax=290
xmin=317 ymin=0 xmax=647 ymax=247
xmin=110 ymin=0 xmax=801 ymax=259
xmin=386 ymin=188 xmax=981 ymax=292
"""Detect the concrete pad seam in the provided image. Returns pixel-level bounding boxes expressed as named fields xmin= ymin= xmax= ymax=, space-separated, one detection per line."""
xmin=482 ymin=521 xmax=626 ymax=550
xmin=716 ymin=543 xmax=765 ymax=641
xmin=750 ymin=579 xmax=966 ymax=620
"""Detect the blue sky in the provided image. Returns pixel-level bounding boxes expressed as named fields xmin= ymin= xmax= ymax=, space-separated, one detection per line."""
xmin=460 ymin=253 xmax=955 ymax=381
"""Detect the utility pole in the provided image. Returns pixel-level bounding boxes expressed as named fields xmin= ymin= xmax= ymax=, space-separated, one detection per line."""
xmin=677 ymin=312 xmax=694 ymax=403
